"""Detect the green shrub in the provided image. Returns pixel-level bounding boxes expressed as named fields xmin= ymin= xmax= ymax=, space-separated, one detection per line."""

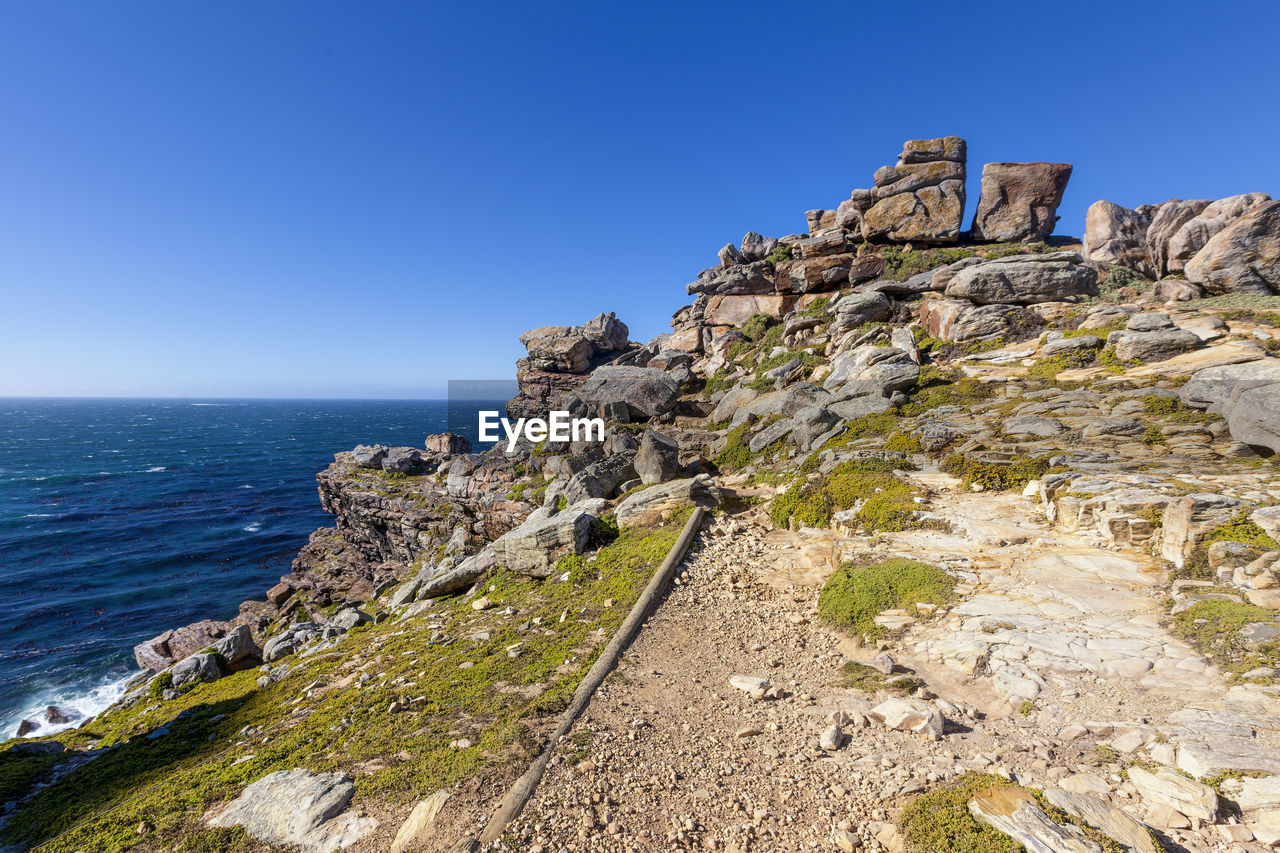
xmin=1142 ymin=424 xmax=1165 ymax=445
xmin=741 ymin=313 xmax=774 ymax=342
xmin=1206 ymin=510 xmax=1280 ymax=551
xmin=713 ymin=423 xmax=754 ymax=472
xmin=941 ymin=453 xmax=1050 ymax=491
xmin=899 ymin=774 xmax=1021 ymax=853
xmin=769 ymin=459 xmax=920 ymax=531
xmin=148 ymin=671 xmax=173 ymax=700
xmin=0 ymin=749 xmax=66 ymax=804
xmin=880 ymin=246 xmax=977 ymax=281
xmin=765 ymin=243 xmax=793 ymax=265
xmin=884 ymin=431 xmax=922 ymax=453
xmin=1174 ymin=598 xmax=1280 ymax=676
xmin=817 ymin=558 xmax=954 ymax=638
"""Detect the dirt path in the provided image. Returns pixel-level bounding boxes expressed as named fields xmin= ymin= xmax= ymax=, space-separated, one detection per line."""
xmin=503 ymin=473 xmax=1280 ymax=853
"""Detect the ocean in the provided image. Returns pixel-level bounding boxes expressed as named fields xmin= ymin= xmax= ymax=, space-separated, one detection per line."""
xmin=0 ymin=398 xmax=502 ymax=740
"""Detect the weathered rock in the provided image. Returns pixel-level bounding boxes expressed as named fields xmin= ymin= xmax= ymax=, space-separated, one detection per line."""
xmin=918 ymin=298 xmax=1032 ymax=343
xmin=1152 ymin=279 xmax=1203 ymax=302
xmin=563 ymin=453 xmax=637 ymax=504
xmin=169 ymin=652 xmax=223 ymax=688
xmin=208 ymin=769 xmax=376 ymax=852
xmin=687 ymin=261 xmax=775 ymax=296
xmin=489 ymin=507 xmax=594 ymax=577
xmin=1003 ymin=415 xmax=1064 ymax=438
xmin=382 ymin=447 xmax=430 ymax=475
xmin=862 ymin=137 xmax=966 ymax=243
xmin=718 ymin=243 xmax=745 ymax=267
xmin=945 ymin=252 xmax=1097 ymax=305
xmin=1160 ymin=493 xmax=1243 ymax=567
xmin=1127 ymin=766 xmax=1217 ymax=822
xmin=634 ymin=431 xmax=680 ymax=485
xmin=869 ymin=698 xmax=943 ymax=739
xmin=1185 ymin=200 xmax=1280 ymax=294
xmin=830 ymin=291 xmax=892 ymax=332
xmin=1083 ymin=200 xmax=1153 ymax=276
xmin=703 ymin=293 xmax=795 ymax=326
xmin=424 ymin=433 xmax=472 ymax=455
xmin=572 ymin=367 xmax=680 ymax=420
xmin=969 ymin=786 xmax=1101 ymax=853
xmin=1146 ymin=199 xmax=1210 ymax=276
xmin=390 ymin=791 xmax=451 ymax=853
xmin=262 ymin=623 xmax=324 ymax=663
xmin=730 ymin=384 xmax=832 ymax=425
xmin=1169 ymin=193 xmax=1271 ymax=274
xmin=1237 ymin=775 xmax=1280 ymax=846
xmin=710 ymin=387 xmax=758 ymax=423
xmin=790 ymin=405 xmax=839 ymax=451
xmin=1043 ymin=790 xmax=1160 ymax=853
xmin=729 ymin=675 xmax=771 ymax=699
xmin=350 ymin=444 xmax=388 ymax=468
xmin=615 ymin=475 xmax=721 ymax=528
xmin=210 ymin=625 xmax=262 ymax=671
xmin=970 ymin=162 xmax=1072 ymax=242
xmin=740 ymin=232 xmax=777 ymax=262
xmin=823 ymin=346 xmax=919 ymax=396
xmin=1108 ymin=328 xmax=1201 ymax=363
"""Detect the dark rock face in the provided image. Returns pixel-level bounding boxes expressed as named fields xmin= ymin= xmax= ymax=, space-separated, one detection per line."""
xmin=1084 ymin=200 xmax=1154 ymax=276
xmin=918 ymin=298 xmax=1036 ymax=343
xmin=563 ymin=452 xmax=637 ymax=504
xmin=970 ymin=162 xmax=1072 ymax=242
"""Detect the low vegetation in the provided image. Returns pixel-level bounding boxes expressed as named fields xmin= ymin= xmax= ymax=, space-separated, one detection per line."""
xmin=817 ymin=558 xmax=955 ymax=639
xmin=0 ymin=514 xmax=689 ymax=852
xmin=941 ymin=452 xmax=1052 ymax=492
xmin=768 ymin=458 xmax=923 ymax=532
xmin=1174 ymin=598 xmax=1280 ymax=678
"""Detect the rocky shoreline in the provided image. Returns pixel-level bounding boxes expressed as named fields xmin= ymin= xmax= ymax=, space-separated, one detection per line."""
xmin=3 ymin=136 xmax=1280 ymax=853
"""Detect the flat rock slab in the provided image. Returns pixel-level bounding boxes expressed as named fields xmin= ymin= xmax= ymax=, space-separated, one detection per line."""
xmin=208 ymin=768 xmax=377 ymax=852
xmin=1044 ymin=789 xmax=1160 ymax=853
xmin=968 ymin=785 xmax=1100 ymax=852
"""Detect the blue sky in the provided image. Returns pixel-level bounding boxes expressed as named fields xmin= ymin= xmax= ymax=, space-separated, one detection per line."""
xmin=2 ymin=1 xmax=1277 ymax=398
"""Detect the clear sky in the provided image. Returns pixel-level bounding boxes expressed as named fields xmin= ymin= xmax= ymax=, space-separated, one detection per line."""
xmin=2 ymin=1 xmax=1278 ymax=398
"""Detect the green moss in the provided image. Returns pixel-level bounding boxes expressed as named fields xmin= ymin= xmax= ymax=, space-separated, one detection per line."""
xmin=1174 ymin=598 xmax=1280 ymax=677
xmin=765 ymin=243 xmax=793 ymax=265
xmin=1018 ymin=700 xmax=1036 ymax=716
xmin=880 ymin=246 xmax=977 ymax=281
xmin=740 ymin=313 xmax=775 ymax=342
xmin=0 ymin=748 xmax=68 ymax=803
xmin=900 ymin=376 xmax=995 ymax=417
xmin=713 ymin=423 xmax=755 ymax=472
xmin=1142 ymin=424 xmax=1165 ymax=445
xmin=1 ymin=515 xmax=690 ymax=852
xmin=884 ymin=431 xmax=922 ymax=454
xmin=941 ymin=453 xmax=1050 ymax=492
xmin=1206 ymin=510 xmax=1280 ymax=551
xmin=821 ymin=411 xmax=900 ymax=450
xmin=769 ymin=459 xmax=921 ymax=532
xmin=148 ymin=671 xmax=172 ymax=700
xmin=1141 ymin=395 xmax=1221 ymax=424
xmin=899 ymin=773 xmax=1021 ymax=853
xmin=175 ymin=827 xmax=252 ymax=853
xmin=817 ymin=558 xmax=954 ymax=639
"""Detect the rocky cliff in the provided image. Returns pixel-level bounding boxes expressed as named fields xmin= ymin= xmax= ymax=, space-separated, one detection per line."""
xmin=5 ymin=136 xmax=1280 ymax=853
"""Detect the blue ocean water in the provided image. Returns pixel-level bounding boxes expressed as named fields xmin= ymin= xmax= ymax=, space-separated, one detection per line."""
xmin=0 ymin=398 xmax=501 ymax=740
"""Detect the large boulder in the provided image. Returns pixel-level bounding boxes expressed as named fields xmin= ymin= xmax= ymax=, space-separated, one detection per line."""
xmin=710 ymin=386 xmax=758 ymax=423
xmin=740 ymin=232 xmax=777 ymax=262
xmin=616 ymin=475 xmax=722 ymax=528
xmin=210 ymin=625 xmax=262 ymax=671
xmin=686 ymin=261 xmax=775 ymax=296
xmin=918 ymin=298 xmax=1032 ymax=343
xmin=1185 ymin=200 xmax=1280 ymax=295
xmin=169 ymin=652 xmax=223 ymax=689
xmin=730 ymin=384 xmax=832 ymax=425
xmin=572 ymin=367 xmax=680 ymax=420
xmin=829 ymin=291 xmax=892 ymax=334
xmin=489 ymin=506 xmax=595 ymax=578
xmin=944 ymin=252 xmax=1097 ymax=305
xmin=1083 ymin=200 xmax=1153 ymax=276
xmin=862 ymin=137 xmax=966 ymax=243
xmin=970 ymin=162 xmax=1072 ymax=242
xmin=1169 ymin=193 xmax=1271 ymax=275
xmin=563 ymin=452 xmax=637 ymax=503
xmin=1108 ymin=328 xmax=1201 ymax=363
xmin=208 ymin=769 xmax=376 ymax=853
xmin=1147 ymin=199 xmax=1210 ymax=277
xmin=702 ymin=293 xmax=795 ymax=326
xmin=823 ymin=346 xmax=919 ymax=396
xmin=1181 ymin=359 xmax=1280 ymax=456
xmin=634 ymin=430 xmax=680 ymax=485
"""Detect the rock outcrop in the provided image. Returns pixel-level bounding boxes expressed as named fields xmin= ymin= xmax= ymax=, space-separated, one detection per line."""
xmin=862 ymin=137 xmax=967 ymax=243
xmin=508 ymin=312 xmax=633 ymax=419
xmin=970 ymin=162 xmax=1072 ymax=242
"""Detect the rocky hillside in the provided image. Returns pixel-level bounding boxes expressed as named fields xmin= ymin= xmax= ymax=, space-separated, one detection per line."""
xmin=2 ymin=136 xmax=1279 ymax=853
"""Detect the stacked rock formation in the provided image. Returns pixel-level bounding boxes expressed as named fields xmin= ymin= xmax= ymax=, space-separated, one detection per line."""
xmin=861 ymin=136 xmax=967 ymax=243
xmin=1085 ymin=193 xmax=1279 ymax=294
xmin=506 ymin=312 xmax=633 ymax=419
xmin=970 ymin=162 xmax=1073 ymax=242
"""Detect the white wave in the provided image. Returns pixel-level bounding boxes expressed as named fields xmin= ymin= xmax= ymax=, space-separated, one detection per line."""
xmin=21 ymin=513 xmax=55 ymax=518
xmin=3 ymin=673 xmax=135 ymax=742
xmin=243 ymin=522 xmax=262 ymax=533
xmin=145 ymin=466 xmax=166 ymax=473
